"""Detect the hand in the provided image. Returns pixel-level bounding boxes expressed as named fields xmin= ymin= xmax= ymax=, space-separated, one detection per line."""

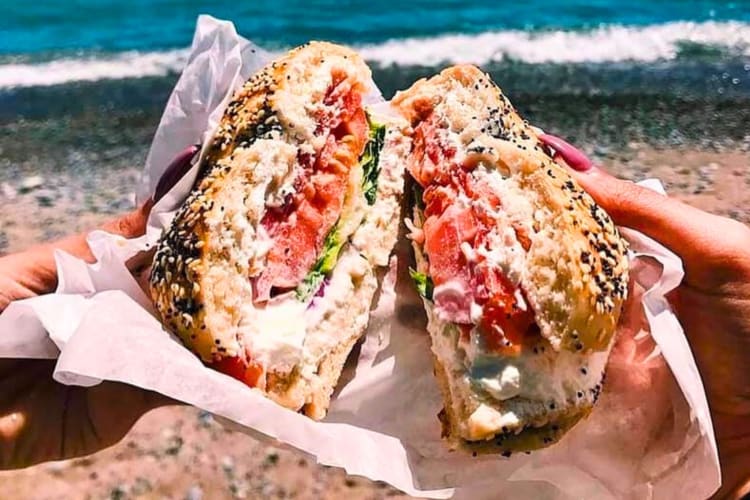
xmin=0 ymin=202 xmax=173 ymax=469
xmin=0 ymin=145 xmax=198 ymax=469
xmin=540 ymin=134 xmax=750 ymax=500
xmin=0 ymin=202 xmax=152 ymax=311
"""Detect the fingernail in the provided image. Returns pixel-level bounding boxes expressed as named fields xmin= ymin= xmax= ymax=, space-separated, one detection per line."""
xmin=538 ymin=134 xmax=592 ymax=172
xmin=154 ymin=145 xmax=200 ymax=203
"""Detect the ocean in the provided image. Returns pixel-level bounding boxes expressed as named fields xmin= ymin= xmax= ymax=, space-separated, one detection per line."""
xmin=1 ymin=1 xmax=750 ymax=187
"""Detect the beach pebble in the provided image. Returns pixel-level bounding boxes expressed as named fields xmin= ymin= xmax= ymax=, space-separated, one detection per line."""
xmin=19 ymin=175 xmax=44 ymax=193
xmin=220 ymin=456 xmax=235 ymax=476
xmin=256 ymin=480 xmax=273 ymax=498
xmin=185 ymin=486 xmax=204 ymax=500
xmin=263 ymin=451 xmax=279 ymax=468
xmin=108 ymin=196 xmax=134 ymax=212
xmin=131 ymin=477 xmax=153 ymax=495
xmin=230 ymin=479 xmax=250 ymax=499
xmin=44 ymin=461 xmax=70 ymax=475
xmin=197 ymin=410 xmax=214 ymax=428
xmin=1 ymin=182 xmax=16 ymax=200
xmin=109 ymin=484 xmax=128 ymax=500
xmin=35 ymin=189 xmax=56 ymax=207
xmin=161 ymin=428 xmax=184 ymax=456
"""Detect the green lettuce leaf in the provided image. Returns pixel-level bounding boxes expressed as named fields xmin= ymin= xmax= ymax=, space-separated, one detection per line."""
xmin=361 ymin=115 xmax=386 ymax=205
xmin=296 ymin=227 xmax=345 ymax=301
xmin=409 ymin=268 xmax=434 ymax=300
xmin=295 ymin=271 xmax=326 ymax=302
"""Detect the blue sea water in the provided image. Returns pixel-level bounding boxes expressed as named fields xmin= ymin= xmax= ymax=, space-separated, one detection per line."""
xmin=2 ymin=0 xmax=750 ymax=55
xmin=1 ymin=0 xmax=750 ymax=88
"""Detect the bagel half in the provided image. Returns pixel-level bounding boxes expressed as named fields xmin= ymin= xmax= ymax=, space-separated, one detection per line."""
xmin=150 ymin=42 xmax=411 ymax=419
xmin=393 ymin=65 xmax=629 ymax=453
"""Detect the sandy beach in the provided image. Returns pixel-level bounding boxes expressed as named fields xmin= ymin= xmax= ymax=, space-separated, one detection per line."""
xmin=1 ymin=141 xmax=749 ymax=499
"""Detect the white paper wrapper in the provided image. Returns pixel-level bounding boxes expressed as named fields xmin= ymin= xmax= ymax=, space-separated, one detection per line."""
xmin=0 ymin=15 xmax=720 ymax=499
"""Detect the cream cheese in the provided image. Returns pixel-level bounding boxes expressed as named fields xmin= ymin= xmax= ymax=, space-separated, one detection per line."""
xmin=468 ymin=346 xmax=608 ymax=405
xmin=466 ymin=404 xmax=521 ymax=441
xmin=239 ymin=293 xmax=308 ymax=373
xmin=470 ymin=166 xmax=534 ymax=287
xmin=301 ymin=249 xmax=371 ymax=378
xmin=274 ymin=54 xmax=371 ymax=153
xmin=425 ymin=278 xmax=608 ymax=438
xmin=237 ymin=248 xmax=373 ymax=381
xmin=475 ymin=364 xmax=521 ymax=400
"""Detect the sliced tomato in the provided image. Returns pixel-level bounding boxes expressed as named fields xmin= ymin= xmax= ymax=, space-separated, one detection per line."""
xmin=409 ymin=112 xmax=539 ymax=356
xmin=214 ymin=355 xmax=264 ymax=388
xmin=512 ymin=223 xmax=532 ymax=252
xmin=255 ymin=201 xmax=323 ymax=295
xmin=340 ymin=107 xmax=368 ymax=152
xmin=478 ymin=302 xmax=531 ymax=357
xmin=254 ymin=76 xmax=368 ymax=300
xmin=408 ymin=116 xmax=457 ymax=187
xmin=423 ymin=204 xmax=476 ymax=287
xmin=422 ymin=185 xmax=456 ymax=220
xmin=473 ymin=264 xmax=534 ymax=356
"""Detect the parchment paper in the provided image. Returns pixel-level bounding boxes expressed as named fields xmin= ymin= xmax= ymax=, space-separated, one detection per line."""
xmin=0 ymin=15 xmax=720 ymax=499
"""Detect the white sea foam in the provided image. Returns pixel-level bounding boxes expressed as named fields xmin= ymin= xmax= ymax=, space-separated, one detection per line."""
xmin=1 ymin=21 xmax=749 ymax=89
xmin=358 ymin=21 xmax=750 ymax=66
xmin=0 ymin=49 xmax=189 ymax=89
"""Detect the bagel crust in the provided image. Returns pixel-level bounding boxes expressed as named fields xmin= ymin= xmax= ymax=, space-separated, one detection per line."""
xmin=394 ymin=65 xmax=629 ymax=452
xmin=150 ymin=42 xmax=410 ymax=419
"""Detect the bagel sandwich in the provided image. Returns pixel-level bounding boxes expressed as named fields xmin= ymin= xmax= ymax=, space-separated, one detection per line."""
xmin=150 ymin=42 xmax=411 ymax=419
xmin=393 ymin=65 xmax=629 ymax=453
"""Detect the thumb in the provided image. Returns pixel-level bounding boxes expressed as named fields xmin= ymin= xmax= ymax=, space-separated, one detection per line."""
xmin=538 ymin=134 xmax=750 ymax=284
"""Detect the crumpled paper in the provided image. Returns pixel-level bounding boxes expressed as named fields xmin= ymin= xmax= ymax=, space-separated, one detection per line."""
xmin=0 ymin=15 xmax=720 ymax=499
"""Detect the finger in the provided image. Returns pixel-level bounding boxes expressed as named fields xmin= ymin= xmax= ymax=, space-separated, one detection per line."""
xmin=102 ymin=198 xmax=153 ymax=239
xmin=574 ymin=167 xmax=750 ymax=282
xmin=154 ymin=145 xmax=200 ymax=203
xmin=125 ymin=248 xmax=155 ymax=275
xmin=539 ymin=135 xmax=750 ymax=284
xmin=538 ymin=135 xmax=706 ymax=249
xmin=134 ymin=264 xmax=152 ymax=295
xmin=538 ymin=134 xmax=592 ymax=171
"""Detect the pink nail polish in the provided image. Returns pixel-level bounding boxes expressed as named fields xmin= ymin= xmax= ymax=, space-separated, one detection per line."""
xmin=538 ymin=134 xmax=592 ymax=172
xmin=154 ymin=145 xmax=200 ymax=202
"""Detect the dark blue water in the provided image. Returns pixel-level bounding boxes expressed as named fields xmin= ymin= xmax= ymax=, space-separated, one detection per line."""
xmin=2 ymin=0 xmax=749 ymax=57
